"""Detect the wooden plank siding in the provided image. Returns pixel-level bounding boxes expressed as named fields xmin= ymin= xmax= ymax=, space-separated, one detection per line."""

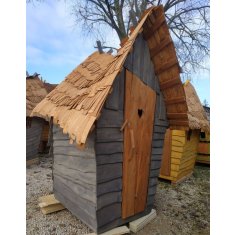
xmin=52 ymin=125 xmax=98 ymax=231
xmin=95 ymin=33 xmax=168 ymax=233
xmin=26 ymin=117 xmax=44 ymax=161
xmin=159 ymin=129 xmax=200 ymax=183
xmin=196 ymin=133 xmax=210 ymax=164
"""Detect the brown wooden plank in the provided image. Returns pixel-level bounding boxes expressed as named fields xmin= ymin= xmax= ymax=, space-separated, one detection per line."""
xmin=156 ymin=58 xmax=178 ymax=74
xmin=160 ymin=129 xmax=172 ymax=176
xmin=159 ymin=77 xmax=181 ymax=90
xmin=122 ymin=69 xmax=156 ymax=219
xmin=169 ymin=120 xmax=189 ymax=126
xmin=150 ymin=36 xmax=172 ymax=59
xmin=198 ymin=142 xmax=210 ymax=155
xmin=143 ymin=13 xmax=165 ymax=40
xmin=167 ymin=113 xmax=188 ymax=120
xmin=165 ymin=96 xmax=186 ymax=105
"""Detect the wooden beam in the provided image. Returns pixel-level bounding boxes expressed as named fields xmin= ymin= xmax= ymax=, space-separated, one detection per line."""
xmin=165 ymin=96 xmax=186 ymax=105
xmin=169 ymin=120 xmax=189 ymax=126
xmin=129 ymin=209 xmax=157 ymax=233
xmin=156 ymin=58 xmax=178 ymax=74
xmin=38 ymin=194 xmax=65 ymax=215
xmin=150 ymin=36 xmax=172 ymax=59
xmin=159 ymin=77 xmax=181 ymax=90
xmin=143 ymin=13 xmax=165 ymax=40
xmin=167 ymin=113 xmax=188 ymax=120
xmin=87 ymin=226 xmax=130 ymax=235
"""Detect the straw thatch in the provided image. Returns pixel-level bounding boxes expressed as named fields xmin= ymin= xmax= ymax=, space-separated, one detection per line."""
xmin=26 ymin=76 xmax=48 ymax=117
xmin=43 ymin=82 xmax=58 ymax=93
xmin=184 ymin=81 xmax=210 ymax=132
xmin=32 ymin=5 xmax=188 ymax=146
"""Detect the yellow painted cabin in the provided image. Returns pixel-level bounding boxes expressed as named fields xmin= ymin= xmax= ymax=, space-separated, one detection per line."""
xmin=159 ymin=81 xmax=210 ymax=184
xmin=196 ymin=106 xmax=210 ymax=164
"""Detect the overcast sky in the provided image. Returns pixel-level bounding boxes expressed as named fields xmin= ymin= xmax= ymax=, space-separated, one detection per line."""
xmin=26 ymin=0 xmax=210 ymax=105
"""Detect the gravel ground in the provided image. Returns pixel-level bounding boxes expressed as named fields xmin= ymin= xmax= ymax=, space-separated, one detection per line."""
xmin=26 ymin=155 xmax=209 ymax=235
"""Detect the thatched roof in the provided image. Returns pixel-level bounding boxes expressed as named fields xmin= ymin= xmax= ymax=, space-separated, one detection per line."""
xmin=43 ymin=82 xmax=58 ymax=93
xmin=184 ymin=81 xmax=210 ymax=133
xmin=26 ymin=75 xmax=48 ymax=117
xmin=32 ymin=5 xmax=188 ymax=146
xmin=203 ymin=106 xmax=210 ymax=122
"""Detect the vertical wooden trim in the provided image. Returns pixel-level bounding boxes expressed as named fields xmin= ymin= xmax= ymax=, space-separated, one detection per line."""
xmin=160 ymin=129 xmax=172 ymax=176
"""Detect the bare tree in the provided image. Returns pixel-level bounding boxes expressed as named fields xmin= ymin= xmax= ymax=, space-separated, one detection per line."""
xmin=70 ymin=0 xmax=209 ymax=75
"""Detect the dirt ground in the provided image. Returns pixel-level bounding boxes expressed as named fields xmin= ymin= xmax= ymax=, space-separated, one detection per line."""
xmin=26 ymin=155 xmax=210 ymax=235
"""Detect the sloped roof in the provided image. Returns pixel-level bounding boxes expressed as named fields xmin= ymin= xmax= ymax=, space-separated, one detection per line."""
xmin=43 ymin=82 xmax=58 ymax=93
xmin=184 ymin=81 xmax=210 ymax=132
xmin=32 ymin=5 xmax=189 ymax=146
xmin=203 ymin=106 xmax=210 ymax=122
xmin=26 ymin=76 xmax=48 ymax=116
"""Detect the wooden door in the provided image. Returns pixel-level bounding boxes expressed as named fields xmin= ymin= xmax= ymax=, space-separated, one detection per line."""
xmin=160 ymin=129 xmax=172 ymax=176
xmin=122 ymin=70 xmax=156 ymax=219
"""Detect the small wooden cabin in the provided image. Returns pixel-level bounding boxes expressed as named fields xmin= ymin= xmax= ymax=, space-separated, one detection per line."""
xmin=197 ymin=106 xmax=210 ymax=164
xmin=32 ymin=6 xmax=189 ymax=233
xmin=26 ymin=73 xmax=49 ymax=165
xmin=159 ymin=81 xmax=210 ymax=183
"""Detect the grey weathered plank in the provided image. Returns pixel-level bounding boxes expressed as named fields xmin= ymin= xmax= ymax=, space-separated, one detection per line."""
xmin=147 ymin=195 xmax=155 ymax=206
xmin=132 ymin=35 xmax=144 ymax=78
xmin=96 ymin=109 xmax=123 ymax=128
xmin=148 ymin=185 xmax=157 ymax=196
xmin=96 ymin=153 xmax=123 ymax=165
xmin=151 ymin=154 xmax=162 ymax=161
xmin=154 ymin=125 xmax=167 ymax=133
xmin=141 ymin=36 xmax=151 ymax=86
xmin=26 ymin=118 xmax=44 ymax=160
xmin=97 ymin=203 xmax=122 ymax=228
xmin=54 ymin=189 xmax=98 ymax=232
xmin=96 ymin=128 xmax=123 ymax=143
xmin=158 ymin=93 xmax=167 ymax=120
xmin=53 ymin=171 xmax=96 ymax=192
xmin=152 ymin=140 xmax=164 ymax=148
xmin=97 ymin=191 xmax=122 ymax=210
xmin=152 ymin=148 xmax=163 ymax=155
xmin=54 ymin=176 xmax=96 ymax=213
xmin=97 ymin=178 xmax=122 ymax=196
xmin=95 ymin=142 xmax=123 ymax=155
xmin=54 ymin=155 xmax=96 ymax=173
xmin=152 ymin=132 xmax=165 ymax=140
xmin=97 ymin=163 xmax=122 ymax=183
xmin=118 ymin=69 xmax=125 ymax=111
xmin=150 ymin=160 xmax=162 ymax=170
xmin=53 ymin=164 xmax=96 ymax=187
xmin=105 ymin=74 xmax=120 ymax=111
xmin=149 ymin=169 xmax=159 ymax=178
xmin=148 ymin=177 xmax=158 ymax=187
xmin=53 ymin=146 xmax=95 ymax=158
xmin=154 ymin=119 xmax=169 ymax=127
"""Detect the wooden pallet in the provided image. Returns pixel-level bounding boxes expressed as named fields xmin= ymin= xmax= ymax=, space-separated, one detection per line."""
xmin=87 ymin=226 xmax=130 ymax=235
xmin=38 ymin=194 xmax=65 ymax=215
xmin=129 ymin=209 xmax=156 ymax=233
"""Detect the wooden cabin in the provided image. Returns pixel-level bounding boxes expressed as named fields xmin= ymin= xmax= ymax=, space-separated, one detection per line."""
xmin=159 ymin=80 xmax=210 ymax=183
xmin=26 ymin=73 xmax=49 ymax=165
xmin=197 ymin=106 xmax=210 ymax=164
xmin=32 ymin=6 xmax=190 ymax=233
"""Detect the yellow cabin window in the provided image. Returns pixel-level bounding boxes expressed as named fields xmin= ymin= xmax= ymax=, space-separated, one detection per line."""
xmin=200 ymin=132 xmax=206 ymax=139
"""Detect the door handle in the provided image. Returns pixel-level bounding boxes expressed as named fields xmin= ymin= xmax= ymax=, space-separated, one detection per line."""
xmin=130 ymin=129 xmax=135 ymax=149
